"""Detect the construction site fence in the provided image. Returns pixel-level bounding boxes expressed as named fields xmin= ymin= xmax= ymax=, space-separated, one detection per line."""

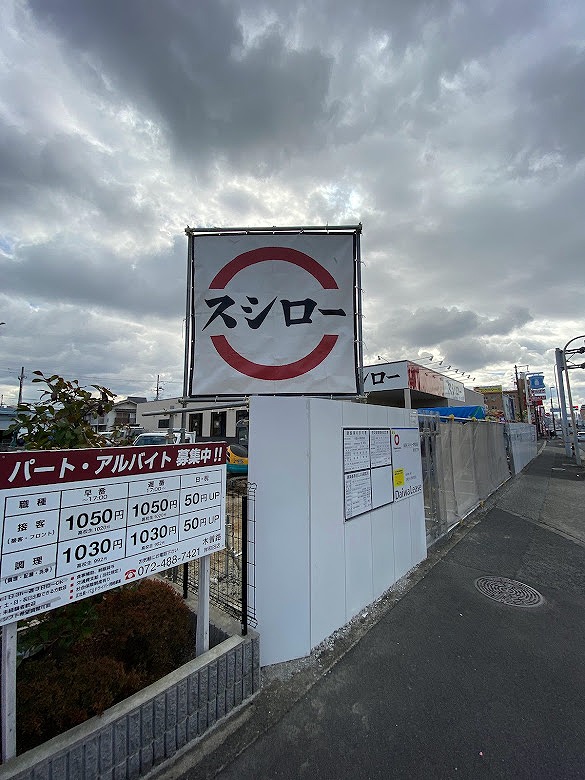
xmin=420 ymin=415 xmax=517 ymax=545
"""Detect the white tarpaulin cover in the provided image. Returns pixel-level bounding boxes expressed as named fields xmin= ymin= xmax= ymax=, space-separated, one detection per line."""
xmin=191 ymin=233 xmax=357 ymax=395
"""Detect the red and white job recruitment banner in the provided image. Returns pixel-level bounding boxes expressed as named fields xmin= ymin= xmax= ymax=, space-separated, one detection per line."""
xmin=191 ymin=233 xmax=357 ymax=395
xmin=0 ymin=444 xmax=226 ymax=627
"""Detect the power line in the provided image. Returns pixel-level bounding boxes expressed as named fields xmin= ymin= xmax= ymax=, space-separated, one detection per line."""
xmin=0 ymin=368 xmax=182 ymax=386
xmin=74 ymin=374 xmax=182 ymax=387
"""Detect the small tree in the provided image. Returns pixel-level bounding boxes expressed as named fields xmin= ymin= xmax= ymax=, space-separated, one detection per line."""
xmin=8 ymin=372 xmax=118 ymax=658
xmin=9 ymin=371 xmax=116 ymax=449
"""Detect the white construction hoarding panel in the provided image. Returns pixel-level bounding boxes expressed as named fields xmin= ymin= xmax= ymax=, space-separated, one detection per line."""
xmin=249 ymin=396 xmax=312 ymax=665
xmin=505 ymin=422 xmax=538 ymax=474
xmin=344 ymin=509 xmax=374 ymax=620
xmin=0 ymin=445 xmax=226 ymax=627
xmin=392 ymin=498 xmax=413 ymax=581
xmin=250 ymin=396 xmax=426 ymax=666
xmin=371 ymin=465 xmax=394 ymax=509
xmin=192 ymin=233 xmax=357 ymax=395
xmin=391 ymin=428 xmax=423 ymax=502
xmin=367 ymin=405 xmax=397 ymax=599
xmin=308 ymin=399 xmax=346 ymax=654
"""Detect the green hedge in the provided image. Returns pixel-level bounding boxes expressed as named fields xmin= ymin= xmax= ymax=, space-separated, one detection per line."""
xmin=17 ymin=579 xmax=192 ymax=753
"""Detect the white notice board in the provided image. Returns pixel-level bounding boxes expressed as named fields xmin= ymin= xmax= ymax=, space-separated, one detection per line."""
xmin=343 ymin=429 xmax=370 ymax=471
xmin=343 ymin=428 xmax=394 ymax=520
xmin=344 ymin=469 xmax=372 ymax=519
xmin=0 ymin=444 xmax=227 ymax=627
xmin=369 ymin=429 xmax=392 ymax=467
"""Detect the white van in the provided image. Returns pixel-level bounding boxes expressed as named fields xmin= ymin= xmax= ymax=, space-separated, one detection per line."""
xmin=132 ymin=432 xmax=197 ymax=447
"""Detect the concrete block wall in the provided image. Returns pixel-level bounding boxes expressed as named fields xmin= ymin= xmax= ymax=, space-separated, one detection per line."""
xmin=1 ymin=632 xmax=260 ymax=780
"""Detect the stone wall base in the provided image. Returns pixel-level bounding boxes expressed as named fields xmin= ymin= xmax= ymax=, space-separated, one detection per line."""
xmin=1 ymin=631 xmax=260 ymax=780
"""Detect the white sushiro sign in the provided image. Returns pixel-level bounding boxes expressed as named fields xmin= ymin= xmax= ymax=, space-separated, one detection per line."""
xmin=191 ymin=232 xmax=358 ymax=395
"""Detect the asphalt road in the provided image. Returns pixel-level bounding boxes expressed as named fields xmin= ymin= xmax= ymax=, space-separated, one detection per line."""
xmin=153 ymin=442 xmax=585 ymax=780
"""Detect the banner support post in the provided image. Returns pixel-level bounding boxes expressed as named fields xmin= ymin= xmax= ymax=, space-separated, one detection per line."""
xmin=181 ymin=231 xmax=195 ymax=442
xmin=196 ymin=555 xmax=211 ymax=655
xmin=1 ymin=621 xmax=17 ymax=762
xmin=355 ymin=223 xmax=365 ymax=397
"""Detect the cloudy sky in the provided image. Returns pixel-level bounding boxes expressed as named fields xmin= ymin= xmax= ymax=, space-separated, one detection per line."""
xmin=1 ymin=0 xmax=584 ymax=409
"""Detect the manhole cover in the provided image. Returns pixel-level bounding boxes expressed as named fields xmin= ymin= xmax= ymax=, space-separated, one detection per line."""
xmin=474 ymin=576 xmax=544 ymax=607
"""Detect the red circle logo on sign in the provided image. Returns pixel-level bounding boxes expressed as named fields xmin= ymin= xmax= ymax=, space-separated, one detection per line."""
xmin=208 ymin=246 xmax=341 ymax=380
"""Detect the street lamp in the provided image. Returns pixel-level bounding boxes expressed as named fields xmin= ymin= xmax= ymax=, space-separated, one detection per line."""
xmin=562 ymin=335 xmax=585 ymax=466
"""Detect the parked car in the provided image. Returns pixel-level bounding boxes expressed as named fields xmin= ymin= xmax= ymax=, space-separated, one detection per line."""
xmin=577 ymin=430 xmax=585 ymax=443
xmin=132 ymin=432 xmax=196 ymax=446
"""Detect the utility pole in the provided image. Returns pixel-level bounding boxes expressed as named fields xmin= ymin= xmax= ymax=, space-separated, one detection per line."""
xmin=514 ymin=365 xmax=524 ymax=422
xmin=17 ymin=367 xmax=25 ymax=407
xmin=154 ymin=375 xmax=164 ymax=401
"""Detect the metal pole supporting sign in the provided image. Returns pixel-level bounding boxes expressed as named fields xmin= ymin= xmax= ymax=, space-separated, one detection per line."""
xmin=196 ymin=556 xmax=211 ymax=656
xmin=1 ymin=622 xmax=17 ymax=762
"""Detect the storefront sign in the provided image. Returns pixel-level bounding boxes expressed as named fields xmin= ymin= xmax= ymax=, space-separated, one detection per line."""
xmin=442 ymin=376 xmax=465 ymax=402
xmin=528 ymin=375 xmax=546 ymax=398
xmin=408 ymin=364 xmax=443 ymax=396
xmin=191 ymin=233 xmax=357 ymax=395
xmin=363 ymin=362 xmax=408 ymax=392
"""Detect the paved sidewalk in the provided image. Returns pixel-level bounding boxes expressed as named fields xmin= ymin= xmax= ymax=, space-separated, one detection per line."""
xmin=151 ymin=441 xmax=585 ymax=780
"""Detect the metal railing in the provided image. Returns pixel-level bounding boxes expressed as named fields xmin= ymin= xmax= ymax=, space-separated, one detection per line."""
xmin=165 ymin=480 xmax=256 ymax=632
